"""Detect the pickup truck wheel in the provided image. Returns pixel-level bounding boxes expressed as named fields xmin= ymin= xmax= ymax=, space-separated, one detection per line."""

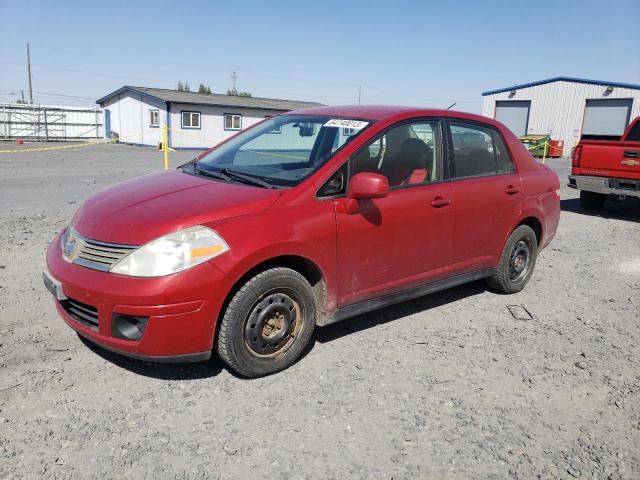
xmin=580 ymin=191 xmax=606 ymax=211
xmin=486 ymin=225 xmax=537 ymax=294
xmin=216 ymin=267 xmax=316 ymax=378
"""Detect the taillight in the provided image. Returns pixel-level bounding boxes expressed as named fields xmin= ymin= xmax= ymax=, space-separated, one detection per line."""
xmin=571 ymin=144 xmax=582 ymax=168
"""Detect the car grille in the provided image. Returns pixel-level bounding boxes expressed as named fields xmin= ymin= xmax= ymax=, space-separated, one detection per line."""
xmin=75 ymin=237 xmax=137 ymax=271
xmin=63 ymin=227 xmax=139 ymax=272
xmin=71 ymin=236 xmax=138 ymax=272
xmin=60 ymin=298 xmax=99 ymax=331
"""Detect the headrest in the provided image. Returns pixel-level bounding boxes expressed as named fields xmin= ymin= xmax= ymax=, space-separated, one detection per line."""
xmin=399 ymin=138 xmax=431 ymax=167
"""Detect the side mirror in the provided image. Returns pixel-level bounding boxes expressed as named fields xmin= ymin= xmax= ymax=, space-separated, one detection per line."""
xmin=348 ymin=172 xmax=389 ymax=200
xmin=344 ymin=172 xmax=388 ymax=214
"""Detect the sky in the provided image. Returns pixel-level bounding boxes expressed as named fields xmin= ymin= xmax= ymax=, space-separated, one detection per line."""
xmin=1 ymin=0 xmax=639 ymax=113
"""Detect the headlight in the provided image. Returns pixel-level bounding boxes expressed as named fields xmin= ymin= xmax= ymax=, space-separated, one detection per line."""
xmin=110 ymin=225 xmax=229 ymax=277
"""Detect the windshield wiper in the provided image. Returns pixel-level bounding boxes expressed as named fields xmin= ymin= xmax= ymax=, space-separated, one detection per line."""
xmin=177 ymin=157 xmax=199 ymax=169
xmin=191 ymin=162 xmax=274 ymax=189
xmin=193 ymin=163 xmax=232 ymax=182
xmin=217 ymin=168 xmax=274 ymax=189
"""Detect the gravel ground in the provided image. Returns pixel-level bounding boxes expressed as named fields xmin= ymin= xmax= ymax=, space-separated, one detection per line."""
xmin=0 ymin=143 xmax=638 ymax=479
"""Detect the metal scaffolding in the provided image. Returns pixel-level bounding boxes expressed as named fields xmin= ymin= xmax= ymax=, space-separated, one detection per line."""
xmin=0 ymin=104 xmax=103 ymax=142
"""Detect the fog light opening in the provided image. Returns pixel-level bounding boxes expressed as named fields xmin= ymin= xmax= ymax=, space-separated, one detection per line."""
xmin=111 ymin=313 xmax=149 ymax=341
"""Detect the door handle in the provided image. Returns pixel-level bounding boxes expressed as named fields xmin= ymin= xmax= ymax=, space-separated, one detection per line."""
xmin=505 ymin=185 xmax=520 ymax=195
xmin=430 ymin=197 xmax=451 ymax=208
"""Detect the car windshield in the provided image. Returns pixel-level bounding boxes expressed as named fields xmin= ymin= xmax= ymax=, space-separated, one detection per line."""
xmin=192 ymin=115 xmax=372 ymax=187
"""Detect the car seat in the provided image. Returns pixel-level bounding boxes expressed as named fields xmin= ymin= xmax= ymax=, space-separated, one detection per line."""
xmin=380 ymin=138 xmax=431 ymax=186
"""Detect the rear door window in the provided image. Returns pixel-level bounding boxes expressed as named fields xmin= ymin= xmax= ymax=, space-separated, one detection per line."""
xmin=449 ymin=122 xmax=515 ymax=178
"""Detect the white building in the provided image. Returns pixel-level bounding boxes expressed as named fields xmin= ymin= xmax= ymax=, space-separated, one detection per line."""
xmin=481 ymin=77 xmax=640 ymax=156
xmin=96 ymin=86 xmax=322 ymax=149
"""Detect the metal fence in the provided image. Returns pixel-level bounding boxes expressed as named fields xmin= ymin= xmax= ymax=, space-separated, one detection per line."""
xmin=0 ymin=104 xmax=103 ymax=142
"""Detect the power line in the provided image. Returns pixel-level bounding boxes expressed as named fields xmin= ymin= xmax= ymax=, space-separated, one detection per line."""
xmin=35 ymin=91 xmax=96 ymax=100
xmin=30 ymin=62 xmax=175 ymax=86
xmin=0 ymin=89 xmax=97 ymax=102
xmin=24 ymin=43 xmax=470 ymax=101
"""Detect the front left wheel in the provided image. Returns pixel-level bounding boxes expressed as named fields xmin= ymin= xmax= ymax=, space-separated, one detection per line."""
xmin=216 ymin=267 xmax=316 ymax=378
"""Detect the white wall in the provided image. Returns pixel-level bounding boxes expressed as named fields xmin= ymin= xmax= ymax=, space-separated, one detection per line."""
xmin=102 ymin=95 xmax=317 ymax=149
xmin=168 ymin=104 xmax=285 ymax=149
xmin=102 ymin=92 xmax=166 ymax=146
xmin=481 ymin=81 xmax=640 ymax=156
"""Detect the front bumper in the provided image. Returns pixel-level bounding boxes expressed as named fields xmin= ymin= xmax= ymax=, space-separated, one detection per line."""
xmin=568 ymin=175 xmax=640 ymax=198
xmin=46 ymin=230 xmax=234 ymax=362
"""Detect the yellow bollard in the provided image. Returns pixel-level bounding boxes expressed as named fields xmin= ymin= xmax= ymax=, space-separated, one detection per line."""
xmin=162 ymin=124 xmax=169 ymax=170
xmin=542 ymin=141 xmax=548 ymax=164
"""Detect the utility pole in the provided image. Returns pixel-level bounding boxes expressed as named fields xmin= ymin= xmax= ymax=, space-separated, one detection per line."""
xmin=21 ymin=90 xmax=25 ymax=104
xmin=358 ymin=85 xmax=362 ymax=105
xmin=27 ymin=42 xmax=33 ymax=104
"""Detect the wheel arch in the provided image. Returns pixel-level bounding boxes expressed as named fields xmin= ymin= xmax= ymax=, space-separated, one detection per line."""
xmin=215 ymin=254 xmax=329 ymax=345
xmin=516 ymin=215 xmax=543 ymax=247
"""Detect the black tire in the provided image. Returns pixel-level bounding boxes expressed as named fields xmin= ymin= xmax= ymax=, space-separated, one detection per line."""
xmin=486 ymin=225 xmax=538 ymax=294
xmin=580 ymin=191 xmax=606 ymax=211
xmin=216 ymin=267 xmax=316 ymax=378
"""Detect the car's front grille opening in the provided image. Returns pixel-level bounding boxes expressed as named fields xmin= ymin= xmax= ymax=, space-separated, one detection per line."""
xmin=74 ymin=238 xmax=137 ymax=272
xmin=60 ymin=298 xmax=99 ymax=331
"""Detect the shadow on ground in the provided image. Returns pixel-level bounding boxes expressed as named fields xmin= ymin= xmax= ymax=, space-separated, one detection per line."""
xmin=316 ymin=280 xmax=488 ymax=343
xmin=79 ymin=280 xmax=489 ymax=380
xmin=79 ymin=335 xmax=224 ymax=380
xmin=561 ymin=197 xmax=640 ymax=222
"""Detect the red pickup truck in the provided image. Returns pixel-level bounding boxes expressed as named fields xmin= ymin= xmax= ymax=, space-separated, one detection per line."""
xmin=569 ymin=116 xmax=640 ymax=210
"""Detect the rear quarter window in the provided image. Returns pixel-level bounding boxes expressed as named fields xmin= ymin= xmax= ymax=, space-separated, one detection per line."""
xmin=626 ymin=121 xmax=640 ymax=141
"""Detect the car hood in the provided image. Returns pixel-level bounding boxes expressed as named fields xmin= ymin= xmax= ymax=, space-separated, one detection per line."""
xmin=71 ymin=170 xmax=281 ymax=245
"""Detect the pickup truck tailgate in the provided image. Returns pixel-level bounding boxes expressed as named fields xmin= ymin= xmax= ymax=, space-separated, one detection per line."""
xmin=579 ymin=141 xmax=640 ymax=180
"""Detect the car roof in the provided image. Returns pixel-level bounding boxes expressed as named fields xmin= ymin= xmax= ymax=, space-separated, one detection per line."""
xmin=286 ymin=105 xmax=493 ymax=124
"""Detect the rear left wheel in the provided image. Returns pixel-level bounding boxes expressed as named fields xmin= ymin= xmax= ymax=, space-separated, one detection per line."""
xmin=216 ymin=267 xmax=316 ymax=378
xmin=486 ymin=225 xmax=538 ymax=294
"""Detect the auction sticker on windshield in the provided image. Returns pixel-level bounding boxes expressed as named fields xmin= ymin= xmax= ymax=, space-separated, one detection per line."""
xmin=323 ymin=119 xmax=369 ymax=129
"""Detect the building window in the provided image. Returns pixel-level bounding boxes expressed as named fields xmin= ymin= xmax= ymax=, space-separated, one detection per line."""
xmin=224 ymin=113 xmax=242 ymax=131
xmin=149 ymin=109 xmax=159 ymax=127
xmin=265 ymin=115 xmax=281 ymax=134
xmin=343 ymin=127 xmax=358 ymax=136
xmin=181 ymin=111 xmax=201 ymax=129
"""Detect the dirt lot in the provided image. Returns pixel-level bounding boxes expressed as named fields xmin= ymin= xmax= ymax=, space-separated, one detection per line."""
xmin=0 ymin=143 xmax=638 ymax=479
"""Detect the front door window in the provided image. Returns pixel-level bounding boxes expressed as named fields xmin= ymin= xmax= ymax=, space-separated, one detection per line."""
xmin=351 ymin=120 xmax=443 ymax=187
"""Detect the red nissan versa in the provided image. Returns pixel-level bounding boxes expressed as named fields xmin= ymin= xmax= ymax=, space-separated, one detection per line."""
xmin=44 ymin=106 xmax=560 ymax=377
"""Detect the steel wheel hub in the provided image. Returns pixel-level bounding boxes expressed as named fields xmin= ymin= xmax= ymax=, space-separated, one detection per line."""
xmin=509 ymin=240 xmax=530 ymax=280
xmin=245 ymin=293 xmax=297 ymax=355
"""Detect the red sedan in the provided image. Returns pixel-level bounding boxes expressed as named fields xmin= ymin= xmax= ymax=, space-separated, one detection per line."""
xmin=44 ymin=106 xmax=560 ymax=377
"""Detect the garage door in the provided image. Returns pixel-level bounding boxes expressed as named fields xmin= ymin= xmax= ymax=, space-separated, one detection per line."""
xmin=494 ymin=101 xmax=531 ymax=137
xmin=582 ymin=99 xmax=632 ymax=138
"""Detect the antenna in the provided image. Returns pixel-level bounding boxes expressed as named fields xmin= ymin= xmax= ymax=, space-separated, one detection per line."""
xmin=27 ymin=42 xmax=33 ymax=104
xmin=231 ymin=71 xmax=238 ymax=91
xmin=446 ymin=102 xmax=456 ymax=110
